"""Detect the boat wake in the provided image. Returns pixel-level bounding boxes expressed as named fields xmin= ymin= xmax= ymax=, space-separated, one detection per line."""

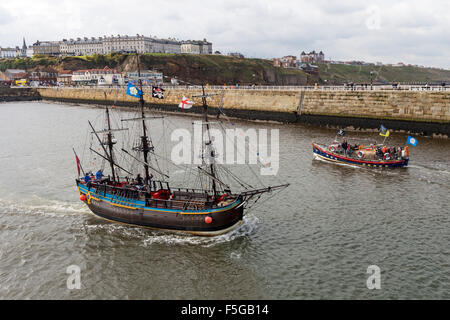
xmin=407 ymin=164 xmax=450 ymax=188
xmin=408 ymin=164 xmax=450 ymax=175
xmin=83 ymin=214 xmax=260 ymax=247
xmin=0 ymin=195 xmax=90 ymax=218
xmin=313 ymin=155 xmax=363 ymax=169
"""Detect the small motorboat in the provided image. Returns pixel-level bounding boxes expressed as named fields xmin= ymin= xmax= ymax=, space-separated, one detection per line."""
xmin=312 ymin=140 xmax=409 ymax=168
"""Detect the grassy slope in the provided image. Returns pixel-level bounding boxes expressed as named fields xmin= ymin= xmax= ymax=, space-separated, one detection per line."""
xmin=318 ymin=63 xmax=450 ymax=84
xmin=2 ymin=53 xmax=448 ymax=85
xmin=0 ymin=53 xmax=309 ymax=85
xmin=0 ymin=53 xmax=128 ymax=72
xmin=138 ymin=53 xmax=310 ymax=85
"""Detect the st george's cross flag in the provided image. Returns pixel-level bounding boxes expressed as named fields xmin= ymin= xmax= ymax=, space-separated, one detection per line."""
xmin=407 ymin=136 xmax=418 ymax=147
xmin=178 ymin=96 xmax=194 ymax=109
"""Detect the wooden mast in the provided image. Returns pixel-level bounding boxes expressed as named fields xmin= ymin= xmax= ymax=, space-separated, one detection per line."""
xmin=136 ymin=52 xmax=151 ymax=186
xmin=105 ymin=107 xmax=117 ymax=182
xmin=201 ymin=85 xmax=217 ymax=196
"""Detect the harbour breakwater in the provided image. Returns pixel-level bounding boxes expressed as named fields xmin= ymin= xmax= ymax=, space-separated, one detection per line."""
xmin=37 ymin=87 xmax=450 ymax=136
xmin=0 ymin=87 xmax=41 ymax=102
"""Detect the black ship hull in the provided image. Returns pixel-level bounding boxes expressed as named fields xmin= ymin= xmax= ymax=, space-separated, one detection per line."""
xmin=78 ymin=183 xmax=244 ymax=236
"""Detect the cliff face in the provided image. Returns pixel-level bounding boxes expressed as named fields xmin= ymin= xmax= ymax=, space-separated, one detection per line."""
xmin=318 ymin=63 xmax=450 ymax=85
xmin=120 ymin=54 xmax=312 ymax=85
xmin=0 ymin=54 xmax=311 ymax=86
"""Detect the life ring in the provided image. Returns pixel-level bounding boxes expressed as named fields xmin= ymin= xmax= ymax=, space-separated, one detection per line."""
xmin=357 ymin=151 xmax=364 ymax=158
xmin=329 ymin=145 xmax=337 ymax=152
xmin=384 ymin=153 xmax=391 ymax=160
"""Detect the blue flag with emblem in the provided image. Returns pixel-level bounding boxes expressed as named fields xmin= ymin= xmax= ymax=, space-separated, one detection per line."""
xmin=126 ymin=82 xmax=142 ymax=98
xmin=407 ymin=136 xmax=418 ymax=146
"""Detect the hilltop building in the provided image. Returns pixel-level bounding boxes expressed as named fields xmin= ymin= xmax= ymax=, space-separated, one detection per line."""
xmin=60 ymin=37 xmax=105 ymax=56
xmin=33 ymin=34 xmax=213 ymax=57
xmin=281 ymin=55 xmax=298 ymax=68
xmin=0 ymin=37 xmax=29 ymax=58
xmin=20 ymin=38 xmax=28 ymax=57
xmin=33 ymin=40 xmax=61 ymax=56
xmin=181 ymin=39 xmax=212 ymax=54
xmin=0 ymin=47 xmax=19 ymax=58
xmin=300 ymin=50 xmax=325 ymax=63
xmin=228 ymin=52 xmax=245 ymax=59
xmin=272 ymin=55 xmax=299 ymax=68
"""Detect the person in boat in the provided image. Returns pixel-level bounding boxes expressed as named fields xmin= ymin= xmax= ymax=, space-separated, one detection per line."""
xmin=341 ymin=140 xmax=348 ymax=154
xmin=347 ymin=144 xmax=353 ymax=156
xmin=376 ymin=147 xmax=383 ymax=159
xmin=96 ymin=169 xmax=103 ymax=181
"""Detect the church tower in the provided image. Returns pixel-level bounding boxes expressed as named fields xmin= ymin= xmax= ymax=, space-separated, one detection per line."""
xmin=21 ymin=37 xmax=27 ymax=57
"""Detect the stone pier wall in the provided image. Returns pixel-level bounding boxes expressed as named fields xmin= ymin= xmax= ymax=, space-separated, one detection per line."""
xmin=0 ymin=87 xmax=41 ymax=102
xmin=37 ymin=87 xmax=450 ymax=136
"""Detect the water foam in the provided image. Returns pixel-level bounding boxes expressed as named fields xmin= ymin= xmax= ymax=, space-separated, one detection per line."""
xmin=82 ymin=214 xmax=260 ymax=247
xmin=0 ymin=195 xmax=90 ymax=218
xmin=313 ymin=155 xmax=363 ymax=169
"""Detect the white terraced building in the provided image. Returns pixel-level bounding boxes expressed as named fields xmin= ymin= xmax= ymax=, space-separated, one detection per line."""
xmin=60 ymin=35 xmax=183 ymax=55
xmin=102 ymin=35 xmax=182 ymax=54
xmin=181 ymin=40 xmax=213 ymax=54
xmin=0 ymin=47 xmax=20 ymax=58
xmin=60 ymin=37 xmax=105 ymax=56
xmin=32 ymin=35 xmax=212 ymax=56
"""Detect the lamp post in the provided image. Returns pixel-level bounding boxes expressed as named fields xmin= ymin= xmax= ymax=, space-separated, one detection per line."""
xmin=370 ymin=71 xmax=374 ymax=90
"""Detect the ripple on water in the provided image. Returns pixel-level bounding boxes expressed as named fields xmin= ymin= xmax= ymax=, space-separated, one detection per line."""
xmin=0 ymin=102 xmax=449 ymax=299
xmin=0 ymin=196 xmax=90 ymax=218
xmin=80 ymin=214 xmax=260 ymax=248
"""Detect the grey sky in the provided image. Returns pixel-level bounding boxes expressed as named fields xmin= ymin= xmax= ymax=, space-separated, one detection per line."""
xmin=0 ymin=0 xmax=449 ymax=68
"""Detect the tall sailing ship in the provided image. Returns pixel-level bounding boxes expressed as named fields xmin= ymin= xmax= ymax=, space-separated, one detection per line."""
xmin=75 ymin=54 xmax=288 ymax=236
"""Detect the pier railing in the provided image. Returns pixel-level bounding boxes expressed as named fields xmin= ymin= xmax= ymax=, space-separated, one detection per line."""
xmin=28 ymin=84 xmax=450 ymax=92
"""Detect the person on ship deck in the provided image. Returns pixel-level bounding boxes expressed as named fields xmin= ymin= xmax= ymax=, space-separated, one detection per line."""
xmin=83 ymin=172 xmax=92 ymax=189
xmin=96 ymin=169 xmax=103 ymax=180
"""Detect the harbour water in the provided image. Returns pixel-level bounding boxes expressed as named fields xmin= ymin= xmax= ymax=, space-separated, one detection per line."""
xmin=0 ymin=101 xmax=448 ymax=299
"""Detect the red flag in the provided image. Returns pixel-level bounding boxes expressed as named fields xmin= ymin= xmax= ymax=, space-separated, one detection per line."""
xmin=75 ymin=154 xmax=81 ymax=176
